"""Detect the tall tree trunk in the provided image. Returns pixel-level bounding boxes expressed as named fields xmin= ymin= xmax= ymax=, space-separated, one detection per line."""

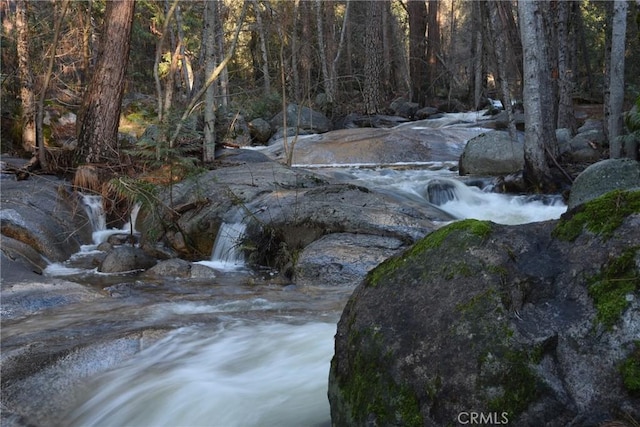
xmin=252 ymin=0 xmax=270 ymax=95
xmin=216 ymin=0 xmax=229 ymax=112
xmin=315 ymin=0 xmax=332 ymax=103
xmin=16 ymin=0 xmax=36 ymax=153
xmin=556 ymin=0 xmax=577 ymax=133
xmin=518 ymin=0 xmax=557 ymax=192
xmin=203 ymin=0 xmax=218 ymax=163
xmin=155 ymin=0 xmax=179 ymax=124
xmin=364 ymin=0 xmax=383 ymax=114
xmin=408 ymin=0 xmax=427 ymax=105
xmin=169 ymin=1 xmax=246 ymax=151
xmin=426 ymin=0 xmax=439 ymax=102
xmin=471 ymin=0 xmax=484 ymax=109
xmin=36 ymin=0 xmax=70 ymax=169
xmin=174 ymin=4 xmax=192 ymax=93
xmin=330 ymin=0 xmax=350 ymax=105
xmin=75 ymin=0 xmax=135 ymax=166
xmin=487 ymin=1 xmax=516 ymax=142
xmin=607 ymin=0 xmax=628 ymax=158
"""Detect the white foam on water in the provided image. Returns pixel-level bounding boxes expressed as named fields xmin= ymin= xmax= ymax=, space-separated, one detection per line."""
xmin=65 ymin=321 xmax=336 ymax=427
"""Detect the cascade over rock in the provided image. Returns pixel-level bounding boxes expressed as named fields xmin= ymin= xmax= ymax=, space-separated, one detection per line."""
xmin=329 ymin=190 xmax=640 ymax=426
xmin=144 ymin=150 xmax=455 ymax=283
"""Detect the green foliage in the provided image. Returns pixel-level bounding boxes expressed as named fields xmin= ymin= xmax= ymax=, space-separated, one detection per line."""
xmin=553 ymin=190 xmax=640 ymax=242
xmin=107 ymin=176 xmax=164 ymax=241
xmin=619 ymin=95 xmax=640 ymax=147
xmin=587 ymin=247 xmax=640 ymax=328
xmin=236 ymin=91 xmax=283 ymax=121
xmin=620 ymin=342 xmax=640 ymax=396
xmin=129 ymin=109 xmax=202 ymax=178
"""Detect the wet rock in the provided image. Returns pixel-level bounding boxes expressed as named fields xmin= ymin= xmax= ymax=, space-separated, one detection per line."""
xmin=0 ymin=176 xmax=93 ymax=264
xmin=221 ymin=113 xmax=251 ymax=147
xmin=329 ymin=194 xmax=640 ymax=426
xmin=390 ymin=98 xmax=419 ymax=119
xmin=98 ymin=246 xmax=157 ymax=273
xmin=295 ymin=233 xmax=405 ymax=287
xmin=415 ymin=106 xmax=441 ymax=120
xmin=459 ymin=130 xmax=524 ymax=176
xmin=143 ymin=258 xmax=216 ymax=280
xmin=567 ymin=158 xmax=640 ymax=209
xmin=248 ymin=118 xmax=273 ymax=144
xmin=270 ymin=103 xmax=332 ymax=134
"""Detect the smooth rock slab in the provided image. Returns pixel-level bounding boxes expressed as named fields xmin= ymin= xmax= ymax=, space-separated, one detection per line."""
xmin=295 ymin=233 xmax=405 ymax=287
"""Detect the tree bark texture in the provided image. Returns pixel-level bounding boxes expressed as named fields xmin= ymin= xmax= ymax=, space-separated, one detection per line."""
xmin=16 ymin=0 xmax=36 ymax=153
xmin=203 ymin=0 xmax=218 ymax=163
xmin=426 ymin=0 xmax=440 ymax=101
xmin=518 ymin=0 xmax=557 ymax=192
xmin=364 ymin=0 xmax=383 ymax=114
xmin=607 ymin=0 xmax=628 ymax=158
xmin=555 ymin=0 xmax=577 ymax=133
xmin=75 ymin=0 xmax=135 ymax=165
xmin=408 ymin=0 xmax=427 ymax=105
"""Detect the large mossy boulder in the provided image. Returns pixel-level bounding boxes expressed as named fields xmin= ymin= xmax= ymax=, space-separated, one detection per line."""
xmin=329 ymin=190 xmax=640 ymax=426
xmin=567 ymin=158 xmax=640 ymax=209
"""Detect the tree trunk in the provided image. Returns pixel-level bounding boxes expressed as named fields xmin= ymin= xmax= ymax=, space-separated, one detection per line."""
xmin=174 ymin=4 xmax=192 ymax=93
xmin=426 ymin=0 xmax=440 ymax=102
xmin=16 ymin=0 xmax=36 ymax=153
xmin=75 ymin=0 xmax=136 ymax=166
xmin=316 ymin=0 xmax=332 ymax=103
xmin=471 ymin=0 xmax=484 ymax=109
xmin=36 ymin=0 xmax=70 ymax=169
xmin=408 ymin=0 xmax=427 ymax=105
xmin=203 ymin=0 xmax=218 ymax=163
xmin=364 ymin=0 xmax=383 ymax=114
xmin=518 ymin=0 xmax=557 ymax=192
xmin=607 ymin=0 xmax=628 ymax=158
xmin=487 ymin=1 xmax=516 ymax=142
xmin=556 ymin=0 xmax=577 ymax=133
xmin=216 ymin=0 xmax=229 ymax=112
xmin=252 ymin=0 xmax=270 ymax=95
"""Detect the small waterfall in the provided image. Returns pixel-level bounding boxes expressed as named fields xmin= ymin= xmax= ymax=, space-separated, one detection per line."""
xmin=423 ymin=177 xmax=566 ymax=225
xmin=207 ymin=222 xmax=247 ymax=269
xmin=80 ymin=194 xmax=107 ymax=233
xmin=79 ymin=194 xmax=141 ymax=245
xmin=424 ymin=178 xmax=484 ymax=206
xmin=122 ymin=203 xmax=141 ymax=234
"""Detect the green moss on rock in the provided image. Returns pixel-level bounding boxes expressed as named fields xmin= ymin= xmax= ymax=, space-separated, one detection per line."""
xmin=587 ymin=247 xmax=639 ymax=328
xmin=553 ymin=190 xmax=640 ymax=241
xmin=339 ymin=327 xmax=423 ymax=427
xmin=485 ymin=348 xmax=541 ymax=418
xmin=620 ymin=342 xmax=640 ymax=396
xmin=367 ymin=219 xmax=492 ymax=287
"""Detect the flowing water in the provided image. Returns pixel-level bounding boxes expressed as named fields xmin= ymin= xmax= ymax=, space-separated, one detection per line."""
xmin=30 ymin=132 xmax=568 ymax=427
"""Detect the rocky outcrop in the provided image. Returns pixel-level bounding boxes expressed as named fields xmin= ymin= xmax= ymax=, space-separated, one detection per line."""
xmin=329 ymin=190 xmax=640 ymax=427
xmin=567 ymin=158 xmax=640 ymax=209
xmin=144 ymin=150 xmax=455 ymax=284
xmin=0 ymin=175 xmax=93 ymax=271
xmin=459 ymin=130 xmax=524 ymax=176
xmin=263 ymin=119 xmax=489 ymax=166
xmin=98 ymin=246 xmax=157 ymax=273
xmin=293 ymin=233 xmax=404 ymax=287
xmin=270 ymin=103 xmax=332 ymax=135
